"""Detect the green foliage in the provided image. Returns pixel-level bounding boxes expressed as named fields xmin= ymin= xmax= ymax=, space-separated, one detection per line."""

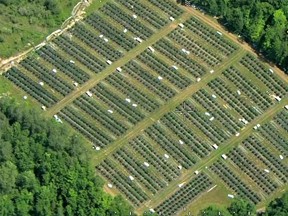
xmin=0 ymin=0 xmax=78 ymax=58
xmin=225 ymin=8 xmax=244 ymax=33
xmin=186 ymin=0 xmax=288 ymax=71
xmin=198 ymin=206 xmax=231 ymax=216
xmin=199 ymin=193 xmax=288 ymax=216
xmin=44 ymin=0 xmax=60 ymax=15
xmin=0 ymin=0 xmax=17 ymax=6
xmin=227 ymin=199 xmax=256 ymax=216
xmin=0 ymin=98 xmax=134 ymax=216
xmin=264 ymin=192 xmax=288 ymax=216
xmin=107 ymin=196 xmax=136 ymax=216
xmin=199 ymin=199 xmax=256 ymax=216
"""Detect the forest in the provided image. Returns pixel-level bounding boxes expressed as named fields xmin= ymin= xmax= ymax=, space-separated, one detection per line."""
xmin=183 ymin=0 xmax=288 ymax=72
xmin=0 ymin=98 xmax=134 ymax=216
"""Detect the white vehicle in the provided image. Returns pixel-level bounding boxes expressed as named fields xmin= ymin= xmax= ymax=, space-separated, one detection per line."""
xmin=86 ymin=91 xmax=93 ymax=97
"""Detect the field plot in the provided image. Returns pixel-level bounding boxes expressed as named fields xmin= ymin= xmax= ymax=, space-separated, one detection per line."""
xmin=1 ymin=0 xmax=288 ymax=215
xmin=155 ymin=173 xmax=213 ymax=215
xmin=185 ymin=17 xmax=238 ymax=57
xmin=210 ymin=115 xmax=288 ymax=202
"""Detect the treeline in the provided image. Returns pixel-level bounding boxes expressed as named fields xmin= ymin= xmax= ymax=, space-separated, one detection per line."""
xmin=0 ymin=0 xmax=62 ymax=16
xmin=0 ymin=0 xmax=74 ymax=25
xmin=181 ymin=0 xmax=288 ymax=72
xmin=199 ymin=199 xmax=255 ymax=216
xmin=198 ymin=192 xmax=288 ymax=216
xmin=0 ymin=98 xmax=134 ymax=216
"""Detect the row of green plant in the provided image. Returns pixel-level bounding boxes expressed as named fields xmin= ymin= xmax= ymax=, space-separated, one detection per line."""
xmin=97 ymin=159 xmax=148 ymax=206
xmin=129 ymin=136 xmax=180 ymax=182
xmin=4 ymin=67 xmax=58 ymax=107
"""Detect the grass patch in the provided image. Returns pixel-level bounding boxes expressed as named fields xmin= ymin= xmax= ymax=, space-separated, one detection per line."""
xmin=181 ymin=184 xmax=232 ymax=215
xmin=0 ymin=76 xmax=34 ymax=109
xmin=0 ymin=0 xmax=79 ymax=59
xmin=85 ymin=0 xmax=112 ymax=15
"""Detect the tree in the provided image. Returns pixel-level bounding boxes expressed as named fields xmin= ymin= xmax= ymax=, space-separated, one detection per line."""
xmin=227 ymin=199 xmax=256 ymax=216
xmin=273 ymin=9 xmax=287 ymax=27
xmin=225 ymin=8 xmax=245 ymax=33
xmin=35 ymin=185 xmax=56 ymax=215
xmin=199 ymin=206 xmax=231 ymax=216
xmin=265 ymin=192 xmax=288 ymax=216
xmin=16 ymin=171 xmax=38 ymax=191
xmin=0 ymin=0 xmax=17 ymax=6
xmin=44 ymin=0 xmax=60 ymax=15
xmin=208 ymin=0 xmax=218 ymax=16
xmin=0 ymin=195 xmax=15 ymax=215
xmin=247 ymin=15 xmax=265 ymax=42
xmin=0 ymin=140 xmax=13 ymax=162
xmin=217 ymin=0 xmax=228 ymax=16
xmin=14 ymin=189 xmax=33 ymax=216
xmin=0 ymin=161 xmax=18 ymax=194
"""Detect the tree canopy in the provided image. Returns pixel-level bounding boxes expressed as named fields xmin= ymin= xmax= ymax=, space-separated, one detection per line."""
xmin=199 ymin=206 xmax=230 ymax=216
xmin=227 ymin=199 xmax=256 ymax=216
xmin=183 ymin=0 xmax=288 ymax=72
xmin=0 ymin=98 xmax=134 ymax=216
xmin=199 ymin=193 xmax=288 ymax=216
xmin=198 ymin=199 xmax=256 ymax=216
xmin=264 ymin=192 xmax=288 ymax=216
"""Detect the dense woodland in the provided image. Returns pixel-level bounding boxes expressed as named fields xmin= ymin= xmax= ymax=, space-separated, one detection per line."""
xmin=0 ymin=98 xmax=134 ymax=216
xmin=182 ymin=0 xmax=288 ymax=72
xmin=0 ymin=0 xmax=73 ymax=28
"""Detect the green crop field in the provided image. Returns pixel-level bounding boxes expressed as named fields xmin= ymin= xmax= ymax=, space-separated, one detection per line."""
xmin=1 ymin=0 xmax=288 ymax=215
